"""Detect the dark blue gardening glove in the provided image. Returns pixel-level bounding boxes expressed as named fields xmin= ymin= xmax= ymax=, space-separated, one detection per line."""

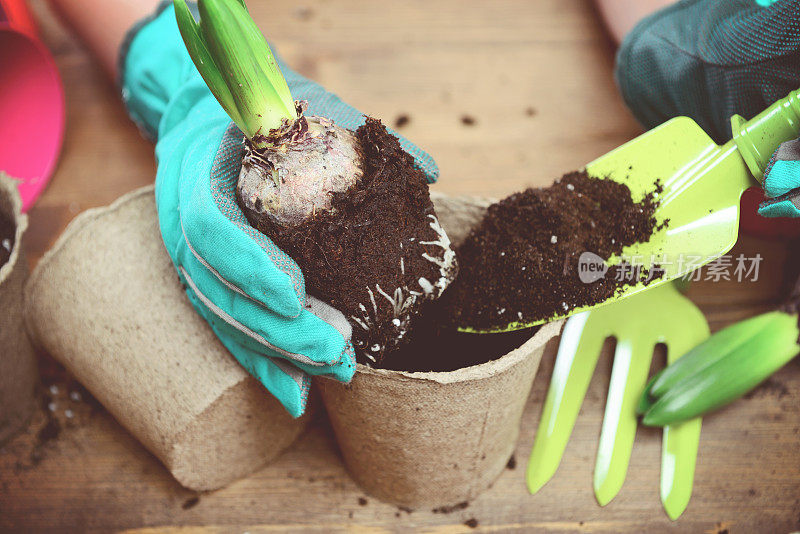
xmin=614 ymin=0 xmax=800 ymax=218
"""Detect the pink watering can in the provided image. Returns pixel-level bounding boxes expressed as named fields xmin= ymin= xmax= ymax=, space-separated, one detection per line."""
xmin=0 ymin=0 xmax=65 ymax=212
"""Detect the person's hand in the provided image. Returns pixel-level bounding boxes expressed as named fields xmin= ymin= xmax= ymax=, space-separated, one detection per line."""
xmin=613 ymin=0 xmax=800 ymax=220
xmin=121 ymin=2 xmax=437 ymax=416
xmin=758 ymin=139 xmax=800 ymax=217
xmin=614 ymin=0 xmax=799 ymax=143
xmin=156 ymin=110 xmax=358 ymax=418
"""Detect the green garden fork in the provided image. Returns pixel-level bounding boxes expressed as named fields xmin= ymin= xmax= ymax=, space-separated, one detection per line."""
xmin=526 ymin=281 xmax=710 ymax=520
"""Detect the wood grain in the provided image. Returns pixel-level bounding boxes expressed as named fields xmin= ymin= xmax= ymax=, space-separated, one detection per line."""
xmin=2 ymin=0 xmax=799 ymax=532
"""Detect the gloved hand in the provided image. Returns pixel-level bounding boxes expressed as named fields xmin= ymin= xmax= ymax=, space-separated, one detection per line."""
xmin=614 ymin=0 xmax=800 ymax=218
xmin=758 ymin=139 xmax=800 ymax=217
xmin=120 ymin=2 xmax=438 ymax=416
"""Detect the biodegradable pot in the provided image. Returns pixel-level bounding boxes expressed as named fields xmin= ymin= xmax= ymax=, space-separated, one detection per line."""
xmin=0 ymin=173 xmax=36 ymax=446
xmin=24 ymin=186 xmax=308 ymax=491
xmin=316 ymin=192 xmax=564 ymax=508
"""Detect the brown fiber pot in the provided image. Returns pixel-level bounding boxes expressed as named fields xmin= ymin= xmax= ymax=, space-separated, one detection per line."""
xmin=0 ymin=173 xmax=36 ymax=446
xmin=316 ymin=192 xmax=563 ymax=508
xmin=24 ymin=186 xmax=308 ymax=490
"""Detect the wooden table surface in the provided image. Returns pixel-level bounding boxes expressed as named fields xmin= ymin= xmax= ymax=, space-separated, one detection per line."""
xmin=2 ymin=1 xmax=799 ymax=532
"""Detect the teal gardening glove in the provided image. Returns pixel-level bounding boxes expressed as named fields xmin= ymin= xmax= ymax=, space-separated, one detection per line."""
xmin=758 ymin=140 xmax=800 ymax=217
xmin=121 ymin=2 xmax=439 ymax=416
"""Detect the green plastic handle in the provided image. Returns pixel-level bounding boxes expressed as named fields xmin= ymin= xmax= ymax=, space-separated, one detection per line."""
xmin=731 ymin=89 xmax=800 ymax=182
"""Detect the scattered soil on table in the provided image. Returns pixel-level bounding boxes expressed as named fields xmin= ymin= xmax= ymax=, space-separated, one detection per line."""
xmin=293 ymin=6 xmax=313 ymax=20
xmin=0 ymin=211 xmax=14 ymax=268
xmin=460 ymin=115 xmax=476 ymax=126
xmin=525 ymin=107 xmax=537 ymax=117
xmin=437 ymin=170 xmax=666 ymax=331
xmin=744 ymin=377 xmax=790 ymax=400
xmin=251 ymin=118 xmax=455 ymax=364
xmin=464 ymin=518 xmax=479 ymax=528
xmin=182 ymin=495 xmax=200 ymax=510
xmin=9 ymin=352 xmax=100 ymax=472
xmin=506 ymin=454 xmax=517 ymax=470
xmin=433 ymin=501 xmax=469 ymax=514
xmin=394 ymin=114 xmax=410 ymax=128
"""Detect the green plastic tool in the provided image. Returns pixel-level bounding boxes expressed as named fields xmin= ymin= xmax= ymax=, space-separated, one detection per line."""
xmin=463 ymin=89 xmax=800 ymax=334
xmin=526 ymin=281 xmax=709 ymax=520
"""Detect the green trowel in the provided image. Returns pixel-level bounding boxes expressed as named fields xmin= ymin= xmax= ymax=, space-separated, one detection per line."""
xmin=462 ymin=89 xmax=800 ymax=334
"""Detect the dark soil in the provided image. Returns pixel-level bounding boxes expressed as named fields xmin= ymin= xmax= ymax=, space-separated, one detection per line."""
xmin=182 ymin=496 xmax=200 ymax=510
xmin=251 ymin=118 xmax=454 ymax=363
xmin=10 ymin=352 xmax=99 ymax=472
xmin=437 ymin=170 xmax=666 ymax=331
xmin=433 ymin=501 xmax=469 ymax=514
xmin=293 ymin=6 xmax=313 ymax=20
xmin=379 ymin=304 xmax=539 ymax=372
xmin=0 ymin=211 xmax=15 ymax=268
xmin=247 ymin=122 xmax=665 ymax=369
xmin=743 ymin=377 xmax=790 ymax=400
xmin=394 ymin=114 xmax=410 ymax=128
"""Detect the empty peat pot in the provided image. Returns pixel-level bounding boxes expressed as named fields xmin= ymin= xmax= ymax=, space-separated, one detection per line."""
xmin=0 ymin=173 xmax=36 ymax=446
xmin=24 ymin=186 xmax=309 ymax=490
xmin=316 ymin=193 xmax=563 ymax=508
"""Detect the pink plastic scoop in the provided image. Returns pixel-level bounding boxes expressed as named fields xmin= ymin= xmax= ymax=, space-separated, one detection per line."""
xmin=0 ymin=0 xmax=65 ymax=212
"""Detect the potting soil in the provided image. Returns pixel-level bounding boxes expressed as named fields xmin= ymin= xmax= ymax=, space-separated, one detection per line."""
xmin=379 ymin=309 xmax=540 ymax=372
xmin=436 ymin=170 xmax=666 ymax=332
xmin=250 ymin=118 xmax=456 ymax=364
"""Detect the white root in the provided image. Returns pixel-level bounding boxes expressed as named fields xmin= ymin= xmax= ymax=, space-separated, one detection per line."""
xmin=418 ymin=277 xmax=434 ymax=295
xmin=419 ymin=214 xmax=458 ymax=296
xmin=349 ymin=216 xmax=459 ymax=357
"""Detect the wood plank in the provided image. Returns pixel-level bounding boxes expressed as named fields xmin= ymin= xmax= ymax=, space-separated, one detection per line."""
xmin=2 ymin=0 xmax=798 ymax=532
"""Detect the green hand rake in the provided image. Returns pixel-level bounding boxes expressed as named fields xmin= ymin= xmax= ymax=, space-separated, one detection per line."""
xmin=526 ymin=281 xmax=709 ymax=520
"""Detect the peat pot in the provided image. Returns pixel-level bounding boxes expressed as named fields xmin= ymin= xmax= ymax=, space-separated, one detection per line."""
xmin=316 ymin=193 xmax=563 ymax=508
xmin=0 ymin=173 xmax=36 ymax=446
xmin=24 ymin=186 xmax=308 ymax=490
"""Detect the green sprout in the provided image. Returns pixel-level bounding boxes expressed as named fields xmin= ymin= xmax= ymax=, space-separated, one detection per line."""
xmin=638 ymin=310 xmax=799 ymax=426
xmin=173 ymin=0 xmax=297 ymax=146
